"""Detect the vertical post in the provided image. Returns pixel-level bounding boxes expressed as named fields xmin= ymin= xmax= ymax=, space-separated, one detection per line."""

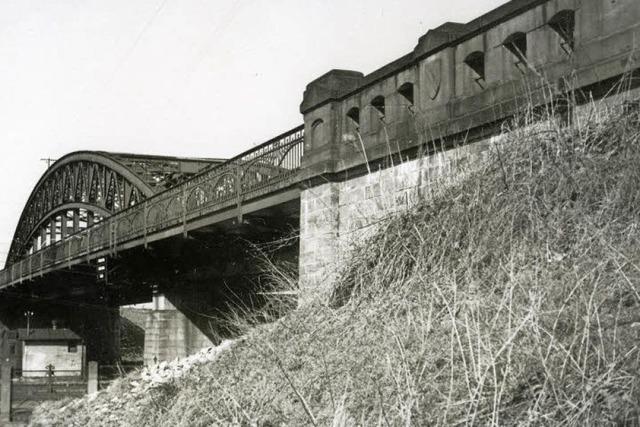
xmin=112 ymin=221 xmax=117 ymax=254
xmin=87 ymin=362 xmax=98 ymax=394
xmin=40 ymin=228 xmax=47 ymax=249
xmin=182 ymin=187 xmax=188 ymax=238
xmin=61 ymin=211 xmax=68 ymax=238
xmin=49 ymin=219 xmax=56 ymax=244
xmin=46 ymin=364 xmax=55 ymax=393
xmin=0 ymin=364 xmax=12 ymax=423
xmin=67 ymin=239 xmax=72 ymax=269
xmin=143 ymin=201 xmax=148 ymax=249
xmin=73 ymin=209 xmax=80 ymax=233
xmin=109 ymin=222 xmax=113 ymax=254
xmin=235 ymin=164 xmax=243 ymax=224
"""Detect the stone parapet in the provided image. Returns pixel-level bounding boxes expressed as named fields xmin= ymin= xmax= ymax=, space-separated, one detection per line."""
xmin=299 ymin=0 xmax=640 ymax=181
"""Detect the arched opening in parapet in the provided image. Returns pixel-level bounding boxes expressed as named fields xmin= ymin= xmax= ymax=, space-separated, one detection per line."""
xmin=343 ymin=107 xmax=361 ymax=146
xmin=503 ymin=32 xmax=527 ymax=70
xmin=310 ymin=119 xmax=325 ymax=150
xmin=464 ymin=51 xmax=485 ymax=88
xmin=371 ymin=96 xmax=385 ymax=118
xmin=346 ymin=107 xmax=360 ymax=129
xmin=187 ymin=187 xmax=207 ymax=210
xmin=549 ymin=10 xmax=575 ymax=54
xmin=398 ymin=82 xmax=414 ymax=106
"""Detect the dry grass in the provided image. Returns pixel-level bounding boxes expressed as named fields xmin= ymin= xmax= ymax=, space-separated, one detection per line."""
xmin=31 ymin=101 xmax=640 ymax=426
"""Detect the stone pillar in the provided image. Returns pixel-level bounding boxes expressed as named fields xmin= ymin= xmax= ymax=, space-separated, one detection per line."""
xmin=87 ymin=361 xmax=98 ymax=394
xmin=297 ymin=70 xmax=365 ymax=306
xmin=298 ymin=182 xmax=341 ymax=306
xmin=299 ymin=70 xmax=364 ymax=178
xmin=0 ymin=364 xmax=11 ymax=423
xmin=143 ymin=293 xmax=213 ymax=365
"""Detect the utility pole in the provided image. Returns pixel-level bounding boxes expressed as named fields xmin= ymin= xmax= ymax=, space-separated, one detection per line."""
xmin=40 ymin=158 xmax=57 ymax=169
xmin=24 ymin=310 xmax=34 ymax=336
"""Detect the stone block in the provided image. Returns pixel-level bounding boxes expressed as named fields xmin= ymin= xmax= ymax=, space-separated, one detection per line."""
xmin=87 ymin=361 xmax=98 ymax=394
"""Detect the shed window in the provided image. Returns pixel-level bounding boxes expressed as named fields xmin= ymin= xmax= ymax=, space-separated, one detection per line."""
xmin=346 ymin=107 xmax=360 ymax=127
xmin=503 ymin=32 xmax=527 ymax=65
xmin=68 ymin=343 xmax=78 ymax=353
xmin=398 ymin=82 xmax=414 ymax=105
xmin=464 ymin=51 xmax=485 ymax=88
xmin=549 ymin=10 xmax=575 ymax=53
xmin=371 ymin=96 xmax=385 ymax=117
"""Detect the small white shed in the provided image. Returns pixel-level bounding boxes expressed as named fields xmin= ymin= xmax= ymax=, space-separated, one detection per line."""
xmin=18 ymin=328 xmax=85 ymax=377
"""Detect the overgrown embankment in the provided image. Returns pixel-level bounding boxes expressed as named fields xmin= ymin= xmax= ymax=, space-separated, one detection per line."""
xmin=31 ymin=105 xmax=640 ymax=426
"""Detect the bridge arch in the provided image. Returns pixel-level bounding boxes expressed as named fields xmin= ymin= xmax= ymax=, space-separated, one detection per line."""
xmin=7 ymin=151 xmax=156 ymax=264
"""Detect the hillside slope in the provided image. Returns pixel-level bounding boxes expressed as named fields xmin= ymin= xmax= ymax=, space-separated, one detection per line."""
xmin=31 ymin=106 xmax=640 ymax=426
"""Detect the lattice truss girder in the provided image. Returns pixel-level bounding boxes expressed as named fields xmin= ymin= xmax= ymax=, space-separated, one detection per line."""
xmin=5 ymin=130 xmax=303 ymax=267
xmin=8 ymin=154 xmax=156 ymax=264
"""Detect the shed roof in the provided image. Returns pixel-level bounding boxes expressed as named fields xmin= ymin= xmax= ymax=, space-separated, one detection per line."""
xmin=17 ymin=328 xmax=82 ymax=342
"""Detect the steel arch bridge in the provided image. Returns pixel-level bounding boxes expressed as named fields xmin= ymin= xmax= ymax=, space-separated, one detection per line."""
xmin=0 ymin=126 xmax=304 ymax=287
xmin=6 ymin=151 xmax=224 ymax=265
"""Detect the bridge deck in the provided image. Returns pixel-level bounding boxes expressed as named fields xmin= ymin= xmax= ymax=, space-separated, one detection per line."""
xmin=0 ymin=125 xmax=304 ymax=288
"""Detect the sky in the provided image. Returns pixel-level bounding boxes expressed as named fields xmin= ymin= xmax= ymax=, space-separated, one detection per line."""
xmin=0 ymin=0 xmax=506 ymax=267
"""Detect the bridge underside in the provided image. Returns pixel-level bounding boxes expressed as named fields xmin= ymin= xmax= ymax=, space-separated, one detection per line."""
xmin=0 ymin=195 xmax=300 ymax=364
xmin=0 ymin=126 xmax=304 ymax=365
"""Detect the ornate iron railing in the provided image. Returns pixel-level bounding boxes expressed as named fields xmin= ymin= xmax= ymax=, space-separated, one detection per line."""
xmin=0 ymin=125 xmax=304 ymax=287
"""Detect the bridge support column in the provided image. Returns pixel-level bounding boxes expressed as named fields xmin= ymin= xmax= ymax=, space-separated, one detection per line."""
xmin=143 ymin=293 xmax=213 ymax=365
xmin=299 ymin=182 xmax=341 ymax=306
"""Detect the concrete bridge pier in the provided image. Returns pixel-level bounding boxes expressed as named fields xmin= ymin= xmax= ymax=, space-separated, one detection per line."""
xmin=143 ymin=292 xmax=213 ymax=365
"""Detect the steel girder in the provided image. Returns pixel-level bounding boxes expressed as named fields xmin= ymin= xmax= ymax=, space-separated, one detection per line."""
xmin=7 ymin=152 xmax=157 ymax=264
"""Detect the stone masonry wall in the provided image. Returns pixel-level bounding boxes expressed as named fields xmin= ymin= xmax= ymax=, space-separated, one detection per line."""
xmin=299 ymin=138 xmax=492 ymax=306
xmin=299 ymin=89 xmax=640 ymax=306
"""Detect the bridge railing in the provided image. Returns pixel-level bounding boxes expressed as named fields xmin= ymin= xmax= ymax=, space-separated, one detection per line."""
xmin=0 ymin=125 xmax=304 ymax=287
